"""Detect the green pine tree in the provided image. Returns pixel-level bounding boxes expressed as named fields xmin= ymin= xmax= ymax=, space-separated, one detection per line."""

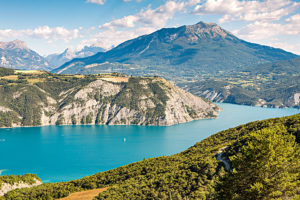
xmin=216 ymin=125 xmax=300 ymax=200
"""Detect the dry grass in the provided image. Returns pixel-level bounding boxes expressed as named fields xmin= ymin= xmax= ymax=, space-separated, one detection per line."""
xmin=27 ymin=78 xmax=46 ymax=83
xmin=1 ymin=75 xmax=19 ymax=80
xmin=73 ymin=75 xmax=85 ymax=78
xmin=63 ymin=75 xmax=86 ymax=78
xmin=101 ymin=77 xmax=129 ymax=83
xmin=57 ymin=188 xmax=107 ymax=200
xmin=15 ymin=70 xmax=44 ymax=74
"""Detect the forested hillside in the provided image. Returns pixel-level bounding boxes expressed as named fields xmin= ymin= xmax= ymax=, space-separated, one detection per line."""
xmin=2 ymin=114 xmax=299 ymax=200
xmin=0 ymin=67 xmax=219 ymax=127
xmin=180 ymin=57 xmax=300 ymax=108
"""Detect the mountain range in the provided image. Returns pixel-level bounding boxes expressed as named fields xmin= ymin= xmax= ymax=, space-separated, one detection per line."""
xmin=0 ymin=40 xmax=105 ymax=71
xmin=53 ymin=21 xmax=298 ymax=79
xmin=1 ymin=22 xmax=299 ymax=108
xmin=0 ymin=40 xmax=51 ymax=71
xmin=46 ymin=46 xmax=105 ymax=68
xmin=50 ymin=21 xmax=299 ymax=108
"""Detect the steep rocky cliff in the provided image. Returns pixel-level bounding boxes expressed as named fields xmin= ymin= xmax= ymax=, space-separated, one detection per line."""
xmin=0 ymin=69 xmax=220 ymax=127
xmin=0 ymin=174 xmax=42 ymax=197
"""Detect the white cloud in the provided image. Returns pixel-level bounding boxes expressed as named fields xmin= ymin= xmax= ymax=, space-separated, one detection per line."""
xmin=186 ymin=0 xmax=202 ymax=7
xmin=79 ymin=26 xmax=156 ymax=50
xmin=235 ymin=14 xmax=300 ymax=40
xmin=0 ymin=26 xmax=80 ymax=42
xmin=102 ymin=15 xmax=139 ymax=29
xmin=265 ymin=41 xmax=300 ymax=55
xmin=100 ymin=1 xmax=185 ymax=30
xmin=192 ymin=0 xmax=300 ymax=23
xmin=122 ymin=0 xmax=142 ymax=2
xmin=2 ymin=0 xmax=299 ymax=55
xmin=89 ymin=0 xmax=186 ymax=50
xmin=86 ymin=0 xmax=105 ymax=5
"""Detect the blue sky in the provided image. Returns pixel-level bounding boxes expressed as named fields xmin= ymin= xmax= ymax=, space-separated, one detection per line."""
xmin=0 ymin=0 xmax=299 ymax=55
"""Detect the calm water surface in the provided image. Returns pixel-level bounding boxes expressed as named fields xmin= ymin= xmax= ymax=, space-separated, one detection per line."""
xmin=0 ymin=103 xmax=299 ymax=182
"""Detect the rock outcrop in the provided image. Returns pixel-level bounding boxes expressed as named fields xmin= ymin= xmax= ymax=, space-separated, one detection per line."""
xmin=0 ymin=179 xmax=42 ymax=196
xmin=0 ymin=73 xmax=220 ymax=127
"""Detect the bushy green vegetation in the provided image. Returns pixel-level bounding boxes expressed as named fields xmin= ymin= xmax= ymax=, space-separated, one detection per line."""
xmin=2 ymin=114 xmax=299 ymax=200
xmin=0 ymin=67 xmax=14 ymax=76
xmin=111 ymin=77 xmax=169 ymax=123
xmin=0 ymin=71 xmax=95 ymax=127
xmin=180 ymin=58 xmax=300 ymax=108
xmin=0 ymin=111 xmax=21 ymax=127
xmin=0 ymin=174 xmax=41 ymax=189
xmin=35 ymin=75 xmax=95 ymax=99
xmin=0 ymin=84 xmax=48 ymax=127
xmin=0 ymin=68 xmax=189 ymax=127
xmin=0 ymin=70 xmax=129 ymax=127
xmin=215 ymin=126 xmax=299 ymax=200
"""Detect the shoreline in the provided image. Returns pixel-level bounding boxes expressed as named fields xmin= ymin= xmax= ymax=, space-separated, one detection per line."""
xmin=0 ymin=114 xmax=219 ymax=129
xmin=1 ymin=102 xmax=300 ymax=129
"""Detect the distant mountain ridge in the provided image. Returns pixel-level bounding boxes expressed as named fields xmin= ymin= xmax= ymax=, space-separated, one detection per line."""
xmin=0 ymin=40 xmax=51 ymax=71
xmin=46 ymin=46 xmax=105 ymax=68
xmin=53 ymin=21 xmax=298 ymax=77
xmin=0 ymin=40 xmax=28 ymax=49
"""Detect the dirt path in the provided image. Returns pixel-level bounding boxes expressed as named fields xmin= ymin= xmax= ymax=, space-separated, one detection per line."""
xmin=58 ymin=188 xmax=108 ymax=200
xmin=216 ymin=147 xmax=231 ymax=170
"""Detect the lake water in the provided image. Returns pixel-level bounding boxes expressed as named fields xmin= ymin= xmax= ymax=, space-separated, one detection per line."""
xmin=0 ymin=103 xmax=299 ymax=182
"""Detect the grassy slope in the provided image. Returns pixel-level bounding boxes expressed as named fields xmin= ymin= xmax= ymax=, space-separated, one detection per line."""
xmin=2 ymin=113 xmax=299 ymax=200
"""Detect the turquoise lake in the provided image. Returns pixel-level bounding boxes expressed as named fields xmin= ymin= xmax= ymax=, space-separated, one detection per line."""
xmin=0 ymin=103 xmax=299 ymax=183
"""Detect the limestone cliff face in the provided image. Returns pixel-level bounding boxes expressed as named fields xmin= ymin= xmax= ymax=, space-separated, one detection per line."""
xmin=0 ymin=76 xmax=220 ymax=127
xmin=0 ymin=179 xmax=42 ymax=196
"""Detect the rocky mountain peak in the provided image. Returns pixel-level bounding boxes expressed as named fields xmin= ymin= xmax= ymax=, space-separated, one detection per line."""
xmin=46 ymin=45 xmax=105 ymax=68
xmin=0 ymin=39 xmax=51 ymax=70
xmin=61 ymin=48 xmax=76 ymax=59
xmin=0 ymin=40 xmax=29 ymax=50
xmin=53 ymin=21 xmax=297 ymax=76
xmin=196 ymin=21 xmax=217 ymax=27
xmin=184 ymin=21 xmax=235 ymax=39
